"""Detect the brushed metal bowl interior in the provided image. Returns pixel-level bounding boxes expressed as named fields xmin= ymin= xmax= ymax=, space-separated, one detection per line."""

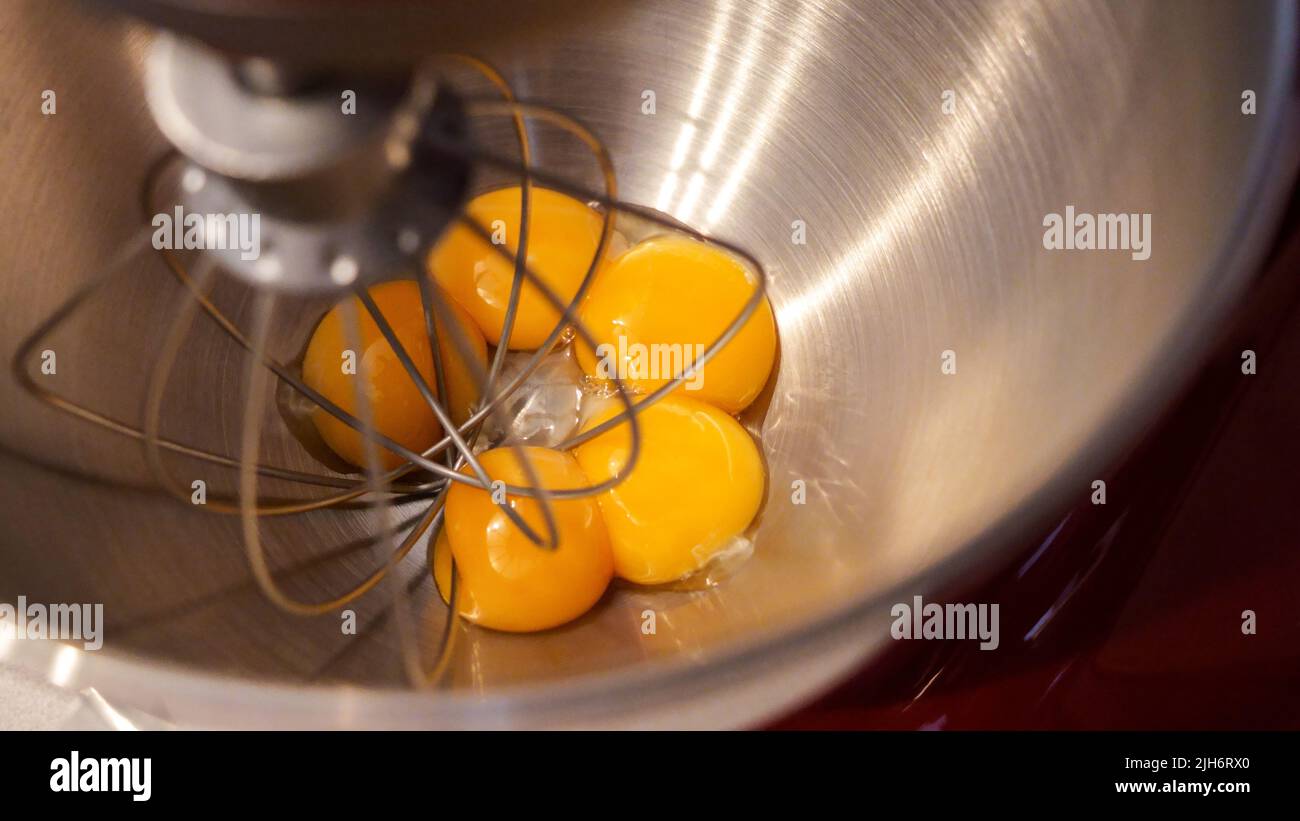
xmin=0 ymin=0 xmax=1294 ymax=727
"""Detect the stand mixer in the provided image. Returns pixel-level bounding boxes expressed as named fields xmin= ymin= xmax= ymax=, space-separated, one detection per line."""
xmin=0 ymin=0 xmax=1294 ymax=728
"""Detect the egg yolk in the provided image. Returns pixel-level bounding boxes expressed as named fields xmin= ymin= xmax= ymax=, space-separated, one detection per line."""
xmin=574 ymin=395 xmax=765 ymax=585
xmin=428 ymin=186 xmax=618 ymax=350
xmin=435 ymin=446 xmax=613 ymax=632
xmin=301 ymin=279 xmax=487 ymax=470
xmin=574 ymin=234 xmax=777 ymax=414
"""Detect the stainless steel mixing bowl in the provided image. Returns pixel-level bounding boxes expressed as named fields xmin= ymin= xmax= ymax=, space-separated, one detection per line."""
xmin=0 ymin=0 xmax=1295 ymax=727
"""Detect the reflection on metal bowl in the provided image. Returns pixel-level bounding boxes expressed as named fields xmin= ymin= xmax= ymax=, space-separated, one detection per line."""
xmin=0 ymin=0 xmax=1294 ymax=727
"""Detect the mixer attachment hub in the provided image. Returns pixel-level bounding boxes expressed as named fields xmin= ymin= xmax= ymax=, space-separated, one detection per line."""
xmin=144 ymin=33 xmax=470 ymax=293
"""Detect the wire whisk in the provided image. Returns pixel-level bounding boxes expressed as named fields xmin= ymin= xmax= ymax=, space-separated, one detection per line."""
xmin=11 ymin=54 xmax=769 ymax=688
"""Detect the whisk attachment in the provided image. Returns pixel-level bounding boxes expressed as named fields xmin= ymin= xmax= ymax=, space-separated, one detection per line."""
xmin=12 ymin=50 xmax=770 ymax=688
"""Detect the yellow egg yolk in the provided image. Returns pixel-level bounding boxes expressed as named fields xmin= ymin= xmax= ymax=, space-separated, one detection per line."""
xmin=301 ymin=279 xmax=487 ymax=470
xmin=574 ymin=395 xmax=765 ymax=585
xmin=574 ymin=234 xmax=777 ymax=414
xmin=427 ymin=186 xmax=619 ymax=350
xmin=436 ymin=446 xmax=614 ymax=632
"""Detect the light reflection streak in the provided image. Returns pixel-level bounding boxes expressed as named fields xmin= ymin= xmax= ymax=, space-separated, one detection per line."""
xmin=50 ymin=644 xmax=79 ymax=687
xmin=695 ymin=0 xmax=774 ymax=172
xmin=676 ymin=171 xmax=707 ymax=223
xmin=656 ymin=1 xmax=733 ymax=212
xmin=703 ymin=3 xmax=820 ymax=230
xmin=779 ymin=1 xmax=1039 ymax=327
